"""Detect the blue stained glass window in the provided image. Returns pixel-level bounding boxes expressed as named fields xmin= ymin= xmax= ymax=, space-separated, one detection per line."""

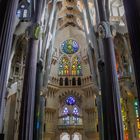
xmin=73 ymin=107 xmax=79 ymax=115
xmin=61 ymin=39 xmax=79 ymax=54
xmin=66 ymin=96 xmax=76 ymax=105
xmin=16 ymin=1 xmax=31 ymax=20
xmin=63 ymin=107 xmax=69 ymax=115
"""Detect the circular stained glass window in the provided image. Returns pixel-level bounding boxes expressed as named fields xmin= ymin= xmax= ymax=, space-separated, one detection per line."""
xmin=61 ymin=39 xmax=79 ymax=54
xmin=66 ymin=96 xmax=76 ymax=105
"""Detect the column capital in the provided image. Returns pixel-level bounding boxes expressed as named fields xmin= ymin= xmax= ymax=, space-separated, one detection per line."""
xmin=97 ymin=21 xmax=116 ymax=38
xmin=26 ymin=23 xmax=41 ymax=40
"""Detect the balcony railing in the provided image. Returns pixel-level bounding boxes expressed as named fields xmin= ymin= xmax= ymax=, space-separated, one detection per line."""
xmin=58 ymin=116 xmax=83 ymax=130
xmin=58 ymin=124 xmax=83 ymax=130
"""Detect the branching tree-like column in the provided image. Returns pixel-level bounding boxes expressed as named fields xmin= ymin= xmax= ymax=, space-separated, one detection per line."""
xmin=123 ymin=0 xmax=140 ymax=104
xmin=0 ymin=0 xmax=19 ymax=139
xmin=83 ymin=0 xmax=99 ymax=56
xmin=0 ymin=0 xmax=8 ymax=35
xmin=97 ymin=0 xmax=124 ymax=139
xmin=33 ymin=2 xmax=58 ymax=140
xmin=18 ymin=0 xmax=45 ymax=140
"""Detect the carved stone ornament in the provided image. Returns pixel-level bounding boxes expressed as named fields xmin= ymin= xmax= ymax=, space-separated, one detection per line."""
xmin=97 ymin=21 xmax=112 ymax=38
xmin=110 ymin=24 xmax=116 ymax=37
xmin=26 ymin=23 xmax=41 ymax=40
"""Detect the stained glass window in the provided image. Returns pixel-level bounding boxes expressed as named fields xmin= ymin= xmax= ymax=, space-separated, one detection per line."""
xmin=63 ymin=107 xmax=69 ymax=115
xmin=59 ymin=39 xmax=82 ymax=76
xmin=66 ymin=96 xmax=76 ymax=105
xmin=59 ymin=56 xmax=70 ymax=76
xmin=72 ymin=107 xmax=79 ymax=124
xmin=134 ymin=99 xmax=140 ymax=138
xmin=72 ymin=56 xmax=82 ymax=76
xmin=73 ymin=107 xmax=79 ymax=115
xmin=61 ymin=39 xmax=79 ymax=54
xmin=121 ymin=98 xmax=129 ymax=140
xmin=16 ymin=1 xmax=31 ymax=20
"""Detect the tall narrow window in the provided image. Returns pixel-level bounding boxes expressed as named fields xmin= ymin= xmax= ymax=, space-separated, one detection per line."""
xmin=23 ymin=9 xmax=28 ymax=18
xmin=134 ymin=99 xmax=140 ymax=138
xmin=65 ymin=77 xmax=69 ymax=86
xmin=72 ymin=56 xmax=82 ymax=76
xmin=60 ymin=78 xmax=63 ymax=86
xmin=72 ymin=77 xmax=76 ymax=85
xmin=121 ymin=98 xmax=129 ymax=140
xmin=77 ymin=77 xmax=81 ymax=85
xmin=59 ymin=55 xmax=70 ymax=76
xmin=62 ymin=107 xmax=70 ymax=125
xmin=16 ymin=1 xmax=31 ymax=20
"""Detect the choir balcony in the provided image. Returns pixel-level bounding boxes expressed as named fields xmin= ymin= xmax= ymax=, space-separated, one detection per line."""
xmin=57 ymin=115 xmax=83 ymax=130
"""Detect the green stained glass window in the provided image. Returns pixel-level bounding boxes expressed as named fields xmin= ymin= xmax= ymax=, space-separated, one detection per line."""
xmin=61 ymin=39 xmax=79 ymax=54
xmin=72 ymin=56 xmax=82 ymax=76
xmin=59 ymin=55 xmax=70 ymax=76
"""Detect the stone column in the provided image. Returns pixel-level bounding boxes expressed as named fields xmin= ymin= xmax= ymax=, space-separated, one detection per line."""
xmin=18 ymin=0 xmax=44 ymax=140
xmin=70 ymin=134 xmax=73 ymax=140
xmin=96 ymin=95 xmax=104 ymax=140
xmin=0 ymin=0 xmax=19 ymax=138
xmin=39 ymin=96 xmax=46 ymax=140
xmin=92 ymin=0 xmax=104 ymax=59
xmin=97 ymin=0 xmax=124 ymax=139
xmin=33 ymin=1 xmax=58 ymax=140
xmin=43 ymin=1 xmax=58 ymax=87
xmin=82 ymin=1 xmax=98 ymax=84
xmin=123 ymin=0 xmax=140 ymax=103
xmin=83 ymin=0 xmax=98 ymax=52
xmin=87 ymin=44 xmax=97 ymax=82
xmin=0 ymin=0 xmax=8 ymax=34
xmin=33 ymin=60 xmax=43 ymax=140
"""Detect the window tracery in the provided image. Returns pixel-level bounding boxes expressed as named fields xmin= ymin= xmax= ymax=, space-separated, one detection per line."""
xmin=66 ymin=96 xmax=76 ymax=105
xmin=71 ymin=56 xmax=82 ymax=76
xmin=60 ymin=96 xmax=82 ymax=126
xmin=59 ymin=55 xmax=70 ymax=76
xmin=59 ymin=39 xmax=82 ymax=76
xmin=61 ymin=39 xmax=79 ymax=54
xmin=16 ymin=1 xmax=31 ymax=20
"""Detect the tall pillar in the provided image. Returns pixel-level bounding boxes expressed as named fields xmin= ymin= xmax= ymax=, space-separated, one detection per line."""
xmin=96 ymin=95 xmax=104 ymax=140
xmin=123 ymin=0 xmax=140 ymax=103
xmin=33 ymin=60 xmax=43 ymax=140
xmin=82 ymin=0 xmax=99 ymax=85
xmin=97 ymin=0 xmax=124 ymax=139
xmin=87 ymin=44 xmax=97 ymax=81
xmin=39 ymin=96 xmax=46 ymax=139
xmin=42 ymin=1 xmax=57 ymax=87
xmin=18 ymin=0 xmax=44 ymax=140
xmin=0 ymin=0 xmax=19 ymax=138
xmin=33 ymin=1 xmax=58 ymax=140
xmin=93 ymin=0 xmax=104 ymax=59
xmin=0 ymin=0 xmax=8 ymax=35
xmin=41 ymin=0 xmax=57 ymax=61
xmin=83 ymin=0 xmax=98 ymax=50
